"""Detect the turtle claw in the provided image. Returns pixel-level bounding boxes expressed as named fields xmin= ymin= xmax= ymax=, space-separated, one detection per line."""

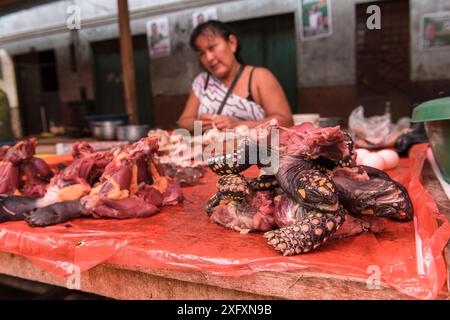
xmin=265 ymin=207 xmax=346 ymax=255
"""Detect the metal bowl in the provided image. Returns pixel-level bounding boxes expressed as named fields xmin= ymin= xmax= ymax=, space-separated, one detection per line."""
xmin=317 ymin=117 xmax=342 ymax=128
xmin=90 ymin=121 xmax=122 ymax=140
xmin=116 ymin=125 xmax=150 ymax=142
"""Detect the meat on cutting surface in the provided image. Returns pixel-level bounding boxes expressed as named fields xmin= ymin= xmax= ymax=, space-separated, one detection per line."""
xmin=26 ymin=137 xmax=184 ymax=227
xmin=35 ymin=142 xmax=114 ymax=208
xmin=1 ymin=142 xmax=113 ymax=223
xmin=0 ymin=139 xmax=53 ymax=198
xmin=206 ymin=120 xmax=413 ymax=255
xmin=210 ymin=191 xmax=277 ymax=233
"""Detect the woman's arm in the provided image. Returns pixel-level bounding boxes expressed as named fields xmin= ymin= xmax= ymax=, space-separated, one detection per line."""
xmin=214 ymin=68 xmax=294 ymax=130
xmin=177 ymin=90 xmax=212 ymax=132
xmin=250 ymin=67 xmax=294 ymax=128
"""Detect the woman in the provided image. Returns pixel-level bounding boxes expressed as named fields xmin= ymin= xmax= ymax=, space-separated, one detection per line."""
xmin=178 ymin=20 xmax=293 ymax=132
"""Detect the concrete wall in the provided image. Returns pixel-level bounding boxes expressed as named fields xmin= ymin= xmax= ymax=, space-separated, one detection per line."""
xmin=0 ymin=0 xmax=302 ymax=128
xmin=1 ymin=0 xmax=450 ymax=131
xmin=0 ymin=49 xmax=21 ymax=137
xmin=410 ymin=0 xmax=450 ymax=81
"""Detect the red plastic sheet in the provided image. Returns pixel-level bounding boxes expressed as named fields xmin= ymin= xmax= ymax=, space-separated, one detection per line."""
xmin=0 ymin=143 xmax=449 ymax=299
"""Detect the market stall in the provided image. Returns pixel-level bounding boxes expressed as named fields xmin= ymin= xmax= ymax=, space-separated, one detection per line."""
xmin=0 ymin=143 xmax=448 ymax=300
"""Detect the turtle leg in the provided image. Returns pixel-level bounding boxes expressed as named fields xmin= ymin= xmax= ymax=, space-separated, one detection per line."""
xmin=292 ymin=169 xmax=339 ymax=212
xmin=248 ymin=174 xmax=279 ymax=191
xmin=217 ymin=174 xmax=251 ymax=200
xmin=206 ymin=141 xmax=253 ymax=176
xmin=205 ymin=174 xmax=251 ymax=215
xmin=264 ymin=206 xmax=346 ymax=255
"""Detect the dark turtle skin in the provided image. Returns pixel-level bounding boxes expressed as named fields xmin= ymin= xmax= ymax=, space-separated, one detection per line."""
xmin=248 ymin=175 xmax=279 ymax=191
xmin=332 ymin=165 xmax=414 ymax=221
xmin=205 ymin=193 xmax=223 ymax=215
xmin=292 ymin=170 xmax=339 ymax=211
xmin=207 ymin=141 xmax=252 ymax=176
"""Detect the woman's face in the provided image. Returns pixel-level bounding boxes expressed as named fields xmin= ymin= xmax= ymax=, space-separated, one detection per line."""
xmin=195 ymin=31 xmax=238 ymax=79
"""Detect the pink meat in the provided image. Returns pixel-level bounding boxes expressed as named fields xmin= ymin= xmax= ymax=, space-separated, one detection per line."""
xmin=280 ymin=124 xmax=348 ymax=162
xmin=80 ymin=137 xmax=178 ymax=219
xmin=161 ymin=178 xmax=184 ymax=206
xmin=0 ymin=162 xmax=19 ymax=194
xmin=81 ymin=195 xmax=159 ymax=219
xmin=210 ymin=191 xmax=277 ymax=233
xmin=0 ymin=146 xmax=9 ymax=159
xmin=273 ymin=194 xmax=302 ymax=228
xmin=0 ymin=139 xmax=53 ymax=198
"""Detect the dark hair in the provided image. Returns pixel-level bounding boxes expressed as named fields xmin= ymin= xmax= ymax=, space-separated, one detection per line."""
xmin=189 ymin=20 xmax=244 ymax=64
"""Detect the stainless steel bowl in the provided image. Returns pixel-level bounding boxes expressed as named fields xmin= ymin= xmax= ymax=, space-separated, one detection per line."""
xmin=90 ymin=121 xmax=121 ymax=140
xmin=116 ymin=125 xmax=150 ymax=141
xmin=317 ymin=117 xmax=342 ymax=128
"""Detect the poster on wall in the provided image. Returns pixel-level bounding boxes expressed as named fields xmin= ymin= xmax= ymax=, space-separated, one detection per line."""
xmin=420 ymin=11 xmax=450 ymax=49
xmin=299 ymin=0 xmax=332 ymax=41
xmin=147 ymin=16 xmax=171 ymax=59
xmin=192 ymin=7 xmax=218 ymax=28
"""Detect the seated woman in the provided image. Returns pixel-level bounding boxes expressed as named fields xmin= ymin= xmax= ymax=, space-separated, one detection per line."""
xmin=178 ymin=20 xmax=293 ymax=132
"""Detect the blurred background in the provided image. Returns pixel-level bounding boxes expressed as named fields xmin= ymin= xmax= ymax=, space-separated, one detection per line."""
xmin=0 ymin=0 xmax=449 ymax=141
xmin=0 ymin=0 xmax=450 ymax=300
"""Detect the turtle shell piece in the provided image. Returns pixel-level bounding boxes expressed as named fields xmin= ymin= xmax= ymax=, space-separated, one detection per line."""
xmin=217 ymin=174 xmax=250 ymax=201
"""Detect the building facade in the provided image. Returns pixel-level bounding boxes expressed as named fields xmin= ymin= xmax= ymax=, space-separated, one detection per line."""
xmin=0 ymin=0 xmax=449 ymax=136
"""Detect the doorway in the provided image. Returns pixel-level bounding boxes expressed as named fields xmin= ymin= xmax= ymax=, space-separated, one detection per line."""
xmin=14 ymin=50 xmax=61 ymax=135
xmin=355 ymin=0 xmax=411 ymax=120
xmin=228 ymin=13 xmax=298 ymax=112
xmin=91 ymin=35 xmax=154 ymax=126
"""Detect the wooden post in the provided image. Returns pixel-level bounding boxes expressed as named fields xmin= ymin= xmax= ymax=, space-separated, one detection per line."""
xmin=117 ymin=0 xmax=139 ymax=125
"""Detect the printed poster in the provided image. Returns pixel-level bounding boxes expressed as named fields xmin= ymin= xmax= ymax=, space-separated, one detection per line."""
xmin=299 ymin=0 xmax=332 ymax=41
xmin=192 ymin=7 xmax=218 ymax=28
xmin=147 ymin=16 xmax=171 ymax=59
xmin=420 ymin=11 xmax=450 ymax=49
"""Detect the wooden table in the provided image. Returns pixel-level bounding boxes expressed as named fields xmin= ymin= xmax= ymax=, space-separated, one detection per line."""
xmin=0 ymin=162 xmax=448 ymax=300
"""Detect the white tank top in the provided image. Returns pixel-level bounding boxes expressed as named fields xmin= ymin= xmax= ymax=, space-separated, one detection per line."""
xmin=192 ymin=72 xmax=266 ymax=121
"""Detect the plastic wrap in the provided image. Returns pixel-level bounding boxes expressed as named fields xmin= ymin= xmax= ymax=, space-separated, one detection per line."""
xmin=0 ymin=146 xmax=449 ymax=299
xmin=349 ymin=106 xmax=411 ymax=148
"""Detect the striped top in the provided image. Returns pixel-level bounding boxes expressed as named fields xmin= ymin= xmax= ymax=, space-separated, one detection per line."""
xmin=192 ymin=72 xmax=266 ymax=121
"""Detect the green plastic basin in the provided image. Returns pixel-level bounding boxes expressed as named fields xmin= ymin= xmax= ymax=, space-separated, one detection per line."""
xmin=412 ymin=97 xmax=450 ymax=183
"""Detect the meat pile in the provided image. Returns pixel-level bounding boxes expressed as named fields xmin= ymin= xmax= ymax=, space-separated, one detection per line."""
xmin=148 ymin=129 xmax=206 ymax=185
xmin=0 ymin=138 xmax=53 ymax=198
xmin=0 ymin=137 xmax=183 ymax=226
xmin=206 ymin=121 xmax=414 ymax=255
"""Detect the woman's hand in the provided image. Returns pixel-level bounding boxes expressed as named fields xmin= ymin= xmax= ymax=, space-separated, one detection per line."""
xmin=199 ymin=114 xmax=214 ymax=131
xmin=212 ymin=115 xmax=239 ymax=130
